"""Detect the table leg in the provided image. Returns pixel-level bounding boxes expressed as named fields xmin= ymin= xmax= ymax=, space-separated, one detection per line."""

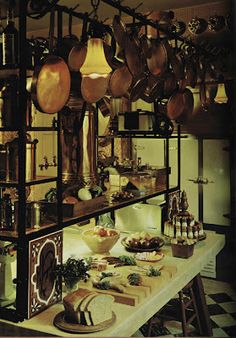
xmin=192 ymin=273 xmax=213 ymax=336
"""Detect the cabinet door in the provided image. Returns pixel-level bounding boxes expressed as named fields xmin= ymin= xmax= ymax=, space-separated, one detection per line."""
xmin=203 ymin=139 xmax=230 ymax=226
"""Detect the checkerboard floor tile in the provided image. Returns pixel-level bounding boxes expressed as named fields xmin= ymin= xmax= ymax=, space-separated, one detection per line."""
xmin=139 ymin=279 xmax=236 ymax=337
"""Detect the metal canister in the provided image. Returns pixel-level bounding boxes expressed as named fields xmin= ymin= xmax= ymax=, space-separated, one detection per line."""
xmin=5 ymin=135 xmax=38 ymax=182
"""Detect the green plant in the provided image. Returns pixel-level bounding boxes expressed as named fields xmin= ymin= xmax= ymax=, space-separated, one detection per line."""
xmin=55 ymin=257 xmax=90 ymax=290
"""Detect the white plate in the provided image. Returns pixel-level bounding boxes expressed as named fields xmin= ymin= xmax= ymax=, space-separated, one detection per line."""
xmin=135 ymin=251 xmax=164 ymax=262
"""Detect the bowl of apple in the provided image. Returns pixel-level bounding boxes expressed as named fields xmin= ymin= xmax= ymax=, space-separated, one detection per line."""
xmin=82 ymin=226 xmax=120 ymax=254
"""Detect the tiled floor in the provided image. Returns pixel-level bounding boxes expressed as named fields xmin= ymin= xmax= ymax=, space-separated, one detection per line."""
xmin=140 ymin=277 xmax=236 ymax=337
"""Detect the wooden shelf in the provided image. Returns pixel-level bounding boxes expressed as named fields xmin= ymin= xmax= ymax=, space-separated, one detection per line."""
xmin=0 ymin=176 xmax=57 ymax=187
xmin=0 ymin=68 xmax=33 ymax=78
xmin=0 ymin=185 xmax=178 ymax=242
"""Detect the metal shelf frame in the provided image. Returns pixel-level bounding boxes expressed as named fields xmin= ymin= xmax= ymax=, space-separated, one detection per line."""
xmin=0 ymin=0 xmax=182 ymax=322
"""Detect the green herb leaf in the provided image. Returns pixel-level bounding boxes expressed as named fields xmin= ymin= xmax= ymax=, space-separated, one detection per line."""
xmin=146 ymin=266 xmax=161 ymax=277
xmin=118 ymin=255 xmax=136 ymax=266
xmin=96 ymin=281 xmax=111 ymax=290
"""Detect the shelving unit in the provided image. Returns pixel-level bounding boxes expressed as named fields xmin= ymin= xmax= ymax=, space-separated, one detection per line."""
xmin=0 ymin=0 xmax=181 ymax=322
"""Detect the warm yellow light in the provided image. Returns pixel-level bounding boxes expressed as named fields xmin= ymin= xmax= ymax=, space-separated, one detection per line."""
xmin=214 ymin=83 xmax=228 ymax=104
xmin=80 ymin=38 xmax=112 ymax=78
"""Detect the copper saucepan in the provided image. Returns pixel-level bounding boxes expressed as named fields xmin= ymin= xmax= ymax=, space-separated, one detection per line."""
xmin=124 ymin=33 xmax=146 ymax=77
xmin=141 ymin=74 xmax=164 ymax=103
xmin=68 ymin=15 xmax=88 ymax=72
xmin=147 ymin=38 xmax=168 ymax=76
xmin=31 ymin=10 xmax=71 ymax=114
xmin=112 ymin=15 xmax=128 ymax=49
xmin=108 ymin=65 xmax=132 ymax=98
xmin=176 ymin=88 xmax=194 ymax=124
xmin=166 ymin=80 xmax=186 ymax=120
xmin=81 ymin=76 xmax=110 ymax=104
xmin=56 ymin=11 xmax=79 ymax=62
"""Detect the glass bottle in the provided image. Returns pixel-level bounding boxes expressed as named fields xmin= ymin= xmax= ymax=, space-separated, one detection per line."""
xmin=2 ymin=5 xmax=18 ymax=66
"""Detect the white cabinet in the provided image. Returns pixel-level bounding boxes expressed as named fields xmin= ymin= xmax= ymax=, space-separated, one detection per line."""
xmin=203 ymin=139 xmax=230 ymax=226
xmin=135 ymin=137 xmax=230 ymax=226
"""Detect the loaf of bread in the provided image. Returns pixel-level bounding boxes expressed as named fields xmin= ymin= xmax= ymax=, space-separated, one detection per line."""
xmin=63 ymin=288 xmax=114 ymax=326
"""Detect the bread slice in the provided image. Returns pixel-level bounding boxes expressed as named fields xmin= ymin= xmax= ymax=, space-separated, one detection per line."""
xmin=63 ymin=288 xmax=94 ymax=323
xmin=86 ymin=294 xmax=115 ymax=326
xmin=78 ymin=293 xmax=98 ymax=326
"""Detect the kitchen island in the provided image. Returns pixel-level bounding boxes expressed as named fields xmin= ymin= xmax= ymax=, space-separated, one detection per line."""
xmin=0 ymin=228 xmax=225 ymax=337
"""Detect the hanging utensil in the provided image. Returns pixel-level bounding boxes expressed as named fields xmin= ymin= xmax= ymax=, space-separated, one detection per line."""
xmin=166 ymin=80 xmax=186 ymax=120
xmin=112 ymin=15 xmax=128 ymax=49
xmin=57 ymin=11 xmax=79 ymax=62
xmin=146 ymin=38 xmax=168 ymax=77
xmin=68 ymin=14 xmax=88 ymax=72
xmin=141 ymin=74 xmax=164 ymax=103
xmin=31 ymin=9 xmax=71 ymax=114
xmin=81 ymin=76 xmax=110 ymax=103
xmin=124 ymin=27 xmax=146 ymax=77
xmin=176 ymin=88 xmax=194 ymax=124
xmin=108 ymin=65 xmax=133 ymax=98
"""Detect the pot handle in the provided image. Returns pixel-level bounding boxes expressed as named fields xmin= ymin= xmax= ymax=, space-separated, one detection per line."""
xmin=48 ymin=8 xmax=55 ymax=53
xmin=75 ymin=101 xmax=87 ymax=133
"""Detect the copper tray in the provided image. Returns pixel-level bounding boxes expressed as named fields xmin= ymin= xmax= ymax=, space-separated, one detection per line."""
xmin=121 ymin=237 xmax=164 ymax=252
xmin=53 ymin=311 xmax=116 ymax=333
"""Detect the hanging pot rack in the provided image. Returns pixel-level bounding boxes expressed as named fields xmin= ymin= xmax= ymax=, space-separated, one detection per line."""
xmin=24 ymin=0 xmax=222 ymax=59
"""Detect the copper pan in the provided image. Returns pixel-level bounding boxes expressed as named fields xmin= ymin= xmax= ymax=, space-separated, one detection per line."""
xmin=139 ymin=23 xmax=152 ymax=59
xmin=81 ymin=76 xmax=110 ymax=104
xmin=31 ymin=10 xmax=70 ymax=114
xmin=163 ymin=70 xmax=178 ymax=98
xmin=147 ymin=38 xmax=168 ymax=76
xmin=166 ymin=80 xmax=186 ymax=120
xmin=112 ymin=15 xmax=128 ymax=49
xmin=176 ymin=88 xmax=194 ymax=124
xmin=108 ymin=65 xmax=132 ymax=98
xmin=200 ymin=82 xmax=218 ymax=110
xmin=103 ymin=25 xmax=124 ymax=70
xmin=124 ymin=73 xmax=148 ymax=102
xmin=124 ymin=34 xmax=146 ymax=76
xmin=56 ymin=11 xmax=79 ymax=62
xmin=141 ymin=74 xmax=164 ymax=103
xmin=68 ymin=15 xmax=88 ymax=72
xmin=162 ymin=39 xmax=184 ymax=81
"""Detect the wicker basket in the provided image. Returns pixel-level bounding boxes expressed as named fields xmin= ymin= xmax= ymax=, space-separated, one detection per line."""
xmin=171 ymin=243 xmax=194 ymax=258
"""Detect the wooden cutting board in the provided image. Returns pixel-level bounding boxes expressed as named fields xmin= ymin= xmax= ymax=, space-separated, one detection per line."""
xmin=78 ymin=264 xmax=177 ymax=306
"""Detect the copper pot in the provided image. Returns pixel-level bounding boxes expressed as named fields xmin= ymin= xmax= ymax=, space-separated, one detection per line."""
xmin=31 ymin=10 xmax=71 ymax=114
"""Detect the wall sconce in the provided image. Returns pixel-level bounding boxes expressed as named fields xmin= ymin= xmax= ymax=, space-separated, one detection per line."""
xmin=80 ymin=0 xmax=112 ymax=79
xmin=214 ymin=83 xmax=228 ymax=104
